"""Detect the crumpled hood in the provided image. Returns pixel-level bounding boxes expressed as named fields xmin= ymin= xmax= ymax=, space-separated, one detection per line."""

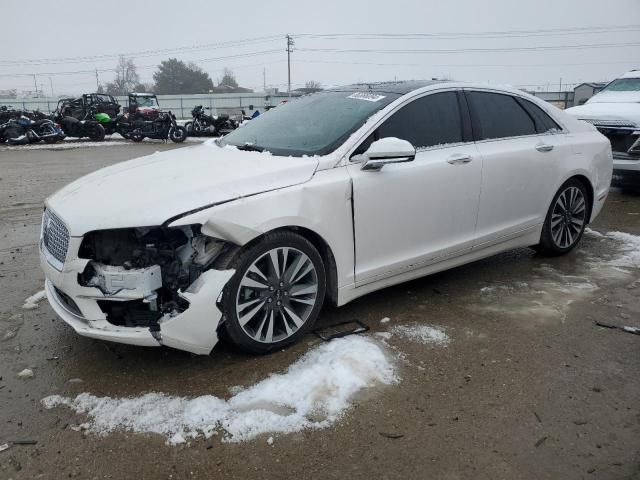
xmin=565 ymin=102 xmax=640 ymax=127
xmin=47 ymin=142 xmax=319 ymax=236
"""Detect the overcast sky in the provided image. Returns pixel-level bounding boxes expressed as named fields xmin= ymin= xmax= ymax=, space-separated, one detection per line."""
xmin=2 ymin=0 xmax=639 ymax=96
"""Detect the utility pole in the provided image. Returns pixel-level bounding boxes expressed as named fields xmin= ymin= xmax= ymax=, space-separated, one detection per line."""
xmin=32 ymin=74 xmax=38 ymax=96
xmin=48 ymin=77 xmax=54 ymax=97
xmin=559 ymin=77 xmax=562 ymax=92
xmin=263 ymin=67 xmax=266 ymax=92
xmin=95 ymin=69 xmax=100 ymax=91
xmin=286 ymin=34 xmax=294 ymax=98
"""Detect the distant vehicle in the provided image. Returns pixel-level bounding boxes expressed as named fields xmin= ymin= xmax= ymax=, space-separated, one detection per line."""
xmin=127 ymin=110 xmax=187 ymax=143
xmin=1 ymin=116 xmax=64 ymax=145
xmin=185 ymin=105 xmax=238 ymax=137
xmin=40 ymin=81 xmax=611 ymax=356
xmin=128 ymin=93 xmax=160 ymax=119
xmin=54 ymin=99 xmax=105 ymax=141
xmin=566 ymin=70 xmax=640 ymax=190
xmin=82 ymin=93 xmax=120 ymax=118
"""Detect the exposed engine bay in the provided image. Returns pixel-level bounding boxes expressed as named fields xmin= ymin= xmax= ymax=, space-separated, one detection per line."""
xmin=77 ymin=225 xmax=235 ymax=329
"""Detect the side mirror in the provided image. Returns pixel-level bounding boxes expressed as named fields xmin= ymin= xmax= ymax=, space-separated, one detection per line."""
xmin=353 ymin=137 xmax=416 ymax=171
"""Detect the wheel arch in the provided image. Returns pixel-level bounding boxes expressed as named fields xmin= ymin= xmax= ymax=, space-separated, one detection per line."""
xmin=565 ymin=174 xmax=594 ymax=223
xmin=213 ymin=225 xmax=339 ymax=307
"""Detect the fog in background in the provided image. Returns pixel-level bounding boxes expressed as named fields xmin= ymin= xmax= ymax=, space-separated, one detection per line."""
xmin=1 ymin=0 xmax=639 ymax=95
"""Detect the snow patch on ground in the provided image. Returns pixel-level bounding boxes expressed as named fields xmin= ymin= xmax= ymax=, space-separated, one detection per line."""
xmin=22 ymin=289 xmax=46 ymax=310
xmin=601 ymin=231 xmax=640 ymax=269
xmin=389 ymin=325 xmax=450 ymax=346
xmin=475 ymin=268 xmax=597 ymax=323
xmin=473 ymin=229 xmax=640 ymax=323
xmin=0 ymin=134 xmax=208 ymax=151
xmin=42 ymin=336 xmax=396 ymax=445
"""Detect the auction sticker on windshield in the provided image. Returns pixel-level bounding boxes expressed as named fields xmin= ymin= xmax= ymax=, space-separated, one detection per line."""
xmin=347 ymin=92 xmax=386 ymax=102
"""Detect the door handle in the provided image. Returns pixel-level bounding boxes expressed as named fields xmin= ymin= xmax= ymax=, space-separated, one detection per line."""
xmin=536 ymin=144 xmax=554 ymax=152
xmin=447 ymin=154 xmax=472 ymax=165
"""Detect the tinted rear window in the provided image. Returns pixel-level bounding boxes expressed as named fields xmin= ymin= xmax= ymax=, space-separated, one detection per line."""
xmin=467 ymin=91 xmax=537 ymax=140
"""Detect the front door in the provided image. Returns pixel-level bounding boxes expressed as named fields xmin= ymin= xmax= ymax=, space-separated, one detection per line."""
xmin=348 ymin=90 xmax=483 ymax=285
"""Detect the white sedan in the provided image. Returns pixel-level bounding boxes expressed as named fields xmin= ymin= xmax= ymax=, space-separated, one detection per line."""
xmin=40 ymin=81 xmax=612 ymax=355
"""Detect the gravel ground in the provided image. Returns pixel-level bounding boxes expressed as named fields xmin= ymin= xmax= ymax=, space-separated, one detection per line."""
xmin=1 ymin=143 xmax=639 ymax=480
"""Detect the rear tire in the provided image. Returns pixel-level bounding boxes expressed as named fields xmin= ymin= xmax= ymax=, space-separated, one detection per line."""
xmin=130 ymin=132 xmax=144 ymax=142
xmin=88 ymin=123 xmax=105 ymax=142
xmin=534 ymin=178 xmax=590 ymax=256
xmin=218 ymin=231 xmax=326 ymax=354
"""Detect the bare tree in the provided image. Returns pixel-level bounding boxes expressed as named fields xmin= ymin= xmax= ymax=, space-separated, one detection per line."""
xmin=105 ymin=56 xmax=140 ymax=95
xmin=219 ymin=68 xmax=239 ymax=88
xmin=305 ymin=80 xmax=322 ymax=89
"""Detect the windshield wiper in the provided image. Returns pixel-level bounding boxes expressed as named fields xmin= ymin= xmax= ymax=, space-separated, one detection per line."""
xmin=236 ymin=143 xmax=265 ymax=152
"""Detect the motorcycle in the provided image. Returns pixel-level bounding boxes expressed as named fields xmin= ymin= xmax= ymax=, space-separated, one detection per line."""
xmin=88 ymin=105 xmax=132 ymax=138
xmin=53 ymin=99 xmax=105 ymax=141
xmin=128 ymin=111 xmax=187 ymax=143
xmin=1 ymin=116 xmax=65 ymax=145
xmin=185 ymin=105 xmax=237 ymax=137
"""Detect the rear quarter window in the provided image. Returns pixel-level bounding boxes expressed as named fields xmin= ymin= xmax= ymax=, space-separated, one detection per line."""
xmin=517 ymin=98 xmax=562 ymax=133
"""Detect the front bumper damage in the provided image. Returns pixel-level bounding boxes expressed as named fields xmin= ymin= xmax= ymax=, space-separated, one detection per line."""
xmin=40 ymin=233 xmax=235 ymax=355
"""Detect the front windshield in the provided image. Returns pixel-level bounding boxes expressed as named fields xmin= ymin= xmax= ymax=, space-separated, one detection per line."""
xmin=136 ymin=96 xmax=159 ymax=107
xmin=221 ymin=90 xmax=400 ymax=156
xmin=602 ymin=78 xmax=640 ymax=92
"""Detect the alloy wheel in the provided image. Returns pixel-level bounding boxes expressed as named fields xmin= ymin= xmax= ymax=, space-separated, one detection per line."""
xmin=550 ymin=186 xmax=586 ymax=249
xmin=235 ymin=247 xmax=319 ymax=344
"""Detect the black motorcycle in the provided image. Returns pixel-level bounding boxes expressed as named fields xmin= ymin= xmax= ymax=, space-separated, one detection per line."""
xmin=185 ymin=105 xmax=237 ymax=137
xmin=129 ymin=111 xmax=187 ymax=143
xmin=1 ymin=116 xmax=65 ymax=145
xmin=54 ymin=99 xmax=105 ymax=141
xmin=0 ymin=105 xmax=17 ymax=125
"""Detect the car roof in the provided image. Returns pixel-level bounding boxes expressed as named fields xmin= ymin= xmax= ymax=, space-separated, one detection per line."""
xmin=620 ymin=70 xmax=640 ymax=79
xmin=329 ymin=80 xmax=448 ymax=95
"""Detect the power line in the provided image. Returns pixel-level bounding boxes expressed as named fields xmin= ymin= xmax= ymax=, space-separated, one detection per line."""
xmin=0 ymin=50 xmax=283 ymax=78
xmin=297 ymin=41 xmax=640 ymax=55
xmin=2 ymin=24 xmax=637 ymax=67
xmin=294 ymin=25 xmax=640 ymax=40
xmin=0 ymin=35 xmax=283 ymax=66
xmin=295 ymin=58 xmax=638 ymax=68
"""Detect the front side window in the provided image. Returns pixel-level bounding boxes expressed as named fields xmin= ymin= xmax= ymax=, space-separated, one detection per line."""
xmin=467 ymin=91 xmax=537 ymax=140
xmin=376 ymin=92 xmax=463 ymax=149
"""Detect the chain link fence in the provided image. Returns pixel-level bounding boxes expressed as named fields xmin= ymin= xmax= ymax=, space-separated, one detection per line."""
xmin=0 ymin=92 xmax=293 ymax=119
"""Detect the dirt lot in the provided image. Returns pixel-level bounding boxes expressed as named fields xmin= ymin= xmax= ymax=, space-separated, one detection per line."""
xmin=1 ymin=142 xmax=639 ymax=480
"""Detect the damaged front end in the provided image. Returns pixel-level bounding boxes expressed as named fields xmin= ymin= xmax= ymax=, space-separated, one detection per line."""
xmin=42 ymin=221 xmax=235 ymax=354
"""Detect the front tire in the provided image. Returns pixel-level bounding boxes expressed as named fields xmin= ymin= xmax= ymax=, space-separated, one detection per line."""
xmin=535 ymin=179 xmax=590 ymax=256
xmin=169 ymin=126 xmax=187 ymax=143
xmin=219 ymin=231 xmax=326 ymax=354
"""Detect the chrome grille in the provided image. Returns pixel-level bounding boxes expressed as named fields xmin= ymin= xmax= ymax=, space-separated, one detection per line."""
xmin=581 ymin=118 xmax=637 ymax=129
xmin=42 ymin=209 xmax=69 ymax=266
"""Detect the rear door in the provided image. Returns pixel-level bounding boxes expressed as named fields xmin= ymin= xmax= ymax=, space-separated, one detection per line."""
xmin=465 ymin=89 xmax=562 ymax=247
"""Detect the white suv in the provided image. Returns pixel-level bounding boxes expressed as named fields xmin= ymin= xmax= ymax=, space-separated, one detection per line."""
xmin=566 ymin=70 xmax=640 ymax=189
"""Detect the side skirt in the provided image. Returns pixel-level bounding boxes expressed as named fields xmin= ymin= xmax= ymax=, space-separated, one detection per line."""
xmin=336 ymin=227 xmax=540 ymax=306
